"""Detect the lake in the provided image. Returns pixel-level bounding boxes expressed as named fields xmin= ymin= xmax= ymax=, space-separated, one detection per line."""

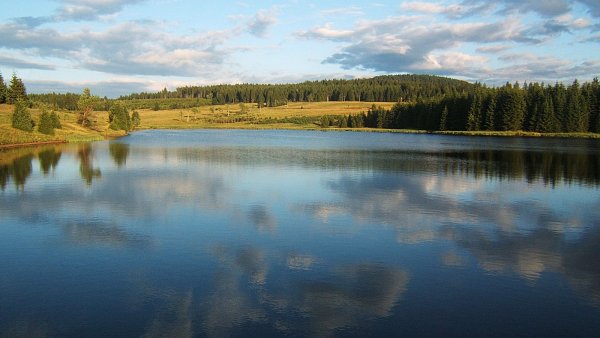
xmin=1 ymin=129 xmax=600 ymax=337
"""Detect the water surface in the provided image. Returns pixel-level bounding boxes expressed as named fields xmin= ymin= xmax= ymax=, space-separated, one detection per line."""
xmin=1 ymin=129 xmax=600 ymax=337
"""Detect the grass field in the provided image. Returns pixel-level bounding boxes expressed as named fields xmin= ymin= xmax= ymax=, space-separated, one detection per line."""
xmin=0 ymin=104 xmax=125 ymax=147
xmin=2 ymin=101 xmax=599 ymax=147
xmin=136 ymin=101 xmax=396 ymax=129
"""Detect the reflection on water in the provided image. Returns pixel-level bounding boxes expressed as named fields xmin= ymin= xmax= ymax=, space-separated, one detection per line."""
xmin=109 ymin=142 xmax=129 ymax=168
xmin=1 ymin=130 xmax=600 ymax=336
xmin=77 ymin=144 xmax=101 ymax=185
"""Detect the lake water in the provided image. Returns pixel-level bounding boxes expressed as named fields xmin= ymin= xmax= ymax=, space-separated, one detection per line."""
xmin=1 ymin=129 xmax=600 ymax=337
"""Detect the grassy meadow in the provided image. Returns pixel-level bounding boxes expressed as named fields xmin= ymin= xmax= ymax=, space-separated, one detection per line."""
xmin=2 ymin=100 xmax=599 ymax=148
xmin=0 ymin=104 xmax=125 ymax=147
xmin=136 ymin=101 xmax=396 ymax=129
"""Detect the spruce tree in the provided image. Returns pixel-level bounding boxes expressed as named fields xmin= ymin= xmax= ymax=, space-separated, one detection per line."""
xmin=38 ymin=109 xmax=55 ymax=135
xmin=497 ymin=85 xmax=525 ymax=131
xmin=12 ymin=100 xmax=33 ymax=132
xmin=8 ymin=73 xmax=27 ymax=104
xmin=131 ymin=110 xmax=141 ymax=129
xmin=538 ymin=96 xmax=560 ymax=133
xmin=564 ymin=80 xmax=588 ymax=132
xmin=439 ymin=106 xmax=449 ymax=131
xmin=0 ymin=72 xmax=7 ymax=104
xmin=466 ymin=94 xmax=482 ymax=131
xmin=51 ymin=111 xmax=62 ymax=129
xmin=483 ymin=95 xmax=496 ymax=131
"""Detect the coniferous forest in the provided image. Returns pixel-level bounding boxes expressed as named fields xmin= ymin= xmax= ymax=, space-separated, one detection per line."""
xmin=11 ymin=73 xmax=600 ymax=134
xmin=361 ymin=80 xmax=600 ymax=134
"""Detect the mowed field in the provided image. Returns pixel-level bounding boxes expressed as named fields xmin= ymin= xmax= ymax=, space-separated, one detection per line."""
xmin=137 ymin=101 xmax=397 ymax=129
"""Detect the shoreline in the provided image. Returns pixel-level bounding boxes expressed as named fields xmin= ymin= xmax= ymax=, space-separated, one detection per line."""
xmin=0 ymin=140 xmax=68 ymax=150
xmin=2 ymin=126 xmax=599 ymax=149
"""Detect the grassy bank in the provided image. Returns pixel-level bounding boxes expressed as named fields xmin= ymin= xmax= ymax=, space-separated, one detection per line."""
xmin=2 ymin=101 xmax=599 ymax=148
xmin=0 ymin=104 xmax=126 ymax=147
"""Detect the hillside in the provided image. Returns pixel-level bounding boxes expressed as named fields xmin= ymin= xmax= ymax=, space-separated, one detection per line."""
xmin=119 ymin=74 xmax=476 ymax=105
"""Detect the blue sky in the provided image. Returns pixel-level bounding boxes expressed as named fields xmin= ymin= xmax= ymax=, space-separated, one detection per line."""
xmin=0 ymin=0 xmax=599 ymax=97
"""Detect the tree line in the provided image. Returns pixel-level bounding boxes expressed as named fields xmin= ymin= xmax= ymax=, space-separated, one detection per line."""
xmin=119 ymin=75 xmax=476 ymax=106
xmin=328 ymin=80 xmax=600 ymax=133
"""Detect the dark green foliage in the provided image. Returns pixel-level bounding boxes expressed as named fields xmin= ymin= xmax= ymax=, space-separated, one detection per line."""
xmin=496 ymin=84 xmax=525 ymax=131
xmin=0 ymin=72 xmax=7 ymax=104
xmin=336 ymin=77 xmax=600 ymax=134
xmin=7 ymin=73 xmax=27 ymax=104
xmin=131 ymin=110 xmax=141 ymax=129
xmin=78 ymin=144 xmax=101 ymax=185
xmin=564 ymin=80 xmax=588 ymax=132
xmin=439 ymin=106 xmax=449 ymax=131
xmin=466 ymin=94 xmax=482 ymax=131
xmin=589 ymin=78 xmax=600 ymax=133
xmin=38 ymin=148 xmax=62 ymax=175
xmin=29 ymin=92 xmax=80 ymax=110
xmin=109 ymin=103 xmax=131 ymax=131
xmin=483 ymin=94 xmax=496 ymax=131
xmin=119 ymin=75 xmax=476 ymax=106
xmin=538 ymin=96 xmax=560 ymax=133
xmin=12 ymin=100 xmax=33 ymax=132
xmin=38 ymin=109 xmax=55 ymax=135
xmin=109 ymin=143 xmax=130 ymax=167
xmin=51 ymin=111 xmax=62 ymax=129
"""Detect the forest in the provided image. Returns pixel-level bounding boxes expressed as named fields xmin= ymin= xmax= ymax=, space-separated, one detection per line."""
xmin=342 ymin=80 xmax=600 ymax=134
xmin=119 ymin=75 xmax=476 ymax=105
xmin=5 ymin=72 xmax=600 ymax=134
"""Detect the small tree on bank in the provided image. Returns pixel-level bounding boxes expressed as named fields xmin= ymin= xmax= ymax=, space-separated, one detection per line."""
xmin=131 ymin=110 xmax=141 ymax=129
xmin=109 ymin=103 xmax=131 ymax=131
xmin=77 ymin=88 xmax=99 ymax=128
xmin=12 ymin=100 xmax=33 ymax=132
xmin=38 ymin=109 xmax=55 ymax=135
xmin=0 ymin=72 xmax=7 ymax=104
xmin=8 ymin=73 xmax=27 ymax=104
xmin=51 ymin=111 xmax=62 ymax=129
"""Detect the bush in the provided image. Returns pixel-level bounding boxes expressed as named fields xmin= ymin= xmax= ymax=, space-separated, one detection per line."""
xmin=51 ymin=111 xmax=62 ymax=129
xmin=12 ymin=100 xmax=33 ymax=132
xmin=38 ymin=109 xmax=55 ymax=135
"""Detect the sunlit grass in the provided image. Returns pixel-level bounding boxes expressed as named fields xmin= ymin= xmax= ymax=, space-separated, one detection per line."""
xmin=0 ymin=104 xmax=124 ymax=147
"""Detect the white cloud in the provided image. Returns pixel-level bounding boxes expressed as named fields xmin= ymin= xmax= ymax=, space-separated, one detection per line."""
xmin=319 ymin=6 xmax=364 ymax=17
xmin=0 ymin=20 xmax=235 ymax=77
xmin=247 ymin=9 xmax=278 ymax=38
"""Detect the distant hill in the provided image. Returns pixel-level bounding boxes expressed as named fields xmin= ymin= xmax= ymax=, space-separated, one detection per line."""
xmin=119 ymin=74 xmax=477 ymax=106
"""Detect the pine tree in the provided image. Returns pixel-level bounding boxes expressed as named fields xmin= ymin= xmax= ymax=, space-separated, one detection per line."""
xmin=439 ymin=106 xmax=449 ymax=131
xmin=8 ymin=73 xmax=27 ymax=104
xmin=0 ymin=72 xmax=7 ymax=104
xmin=38 ymin=109 xmax=55 ymax=135
xmin=590 ymin=78 xmax=600 ymax=133
xmin=483 ymin=95 xmax=496 ymax=131
xmin=552 ymin=83 xmax=567 ymax=132
xmin=466 ymin=94 xmax=482 ymax=131
xmin=51 ymin=111 xmax=62 ymax=129
xmin=497 ymin=85 xmax=525 ymax=131
xmin=131 ymin=110 xmax=141 ymax=129
xmin=538 ymin=96 xmax=560 ymax=133
xmin=77 ymin=88 xmax=99 ymax=128
xmin=12 ymin=100 xmax=33 ymax=132
xmin=564 ymin=80 xmax=588 ymax=132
